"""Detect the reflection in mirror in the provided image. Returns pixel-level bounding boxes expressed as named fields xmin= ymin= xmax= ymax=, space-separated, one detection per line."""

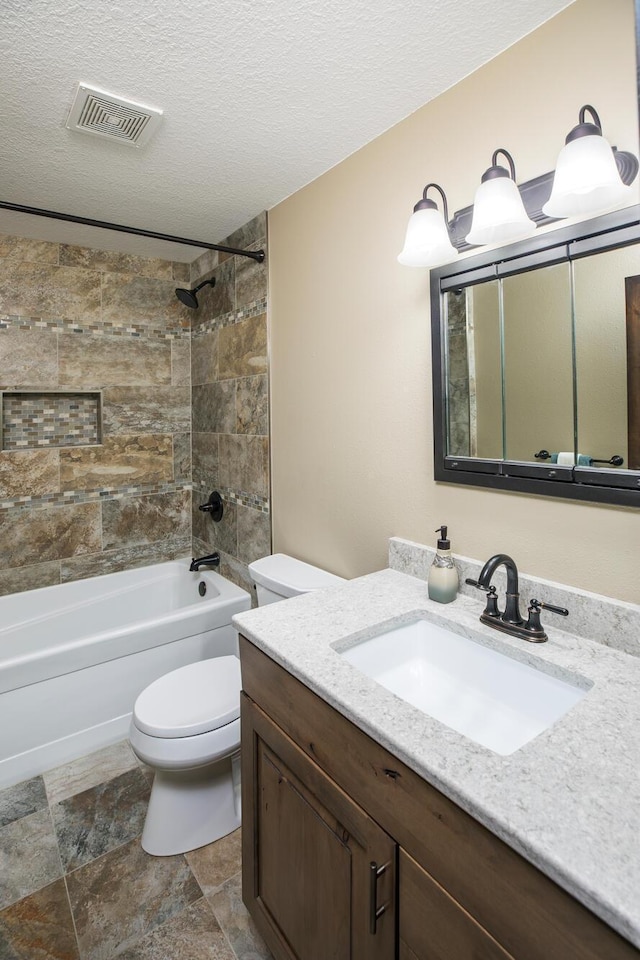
xmin=573 ymin=247 xmax=635 ymax=469
xmin=625 ymin=272 xmax=640 ymax=470
xmin=470 ymin=281 xmax=502 ymax=460
xmin=444 ymin=289 xmax=471 ymax=458
xmin=445 ymin=268 xmax=577 ymax=465
xmin=445 ymin=281 xmax=501 ymax=460
xmin=503 ymin=264 xmax=573 ymax=463
xmin=444 ymin=250 xmax=639 ymax=471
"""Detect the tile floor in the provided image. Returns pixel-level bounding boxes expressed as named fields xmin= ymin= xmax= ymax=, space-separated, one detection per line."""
xmin=0 ymin=741 xmax=273 ymax=960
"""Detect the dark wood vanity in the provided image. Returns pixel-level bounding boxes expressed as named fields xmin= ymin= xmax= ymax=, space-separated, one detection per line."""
xmin=240 ymin=636 xmax=638 ymax=960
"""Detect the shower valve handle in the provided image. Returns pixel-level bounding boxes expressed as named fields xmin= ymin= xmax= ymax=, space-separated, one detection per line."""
xmin=198 ymin=491 xmax=224 ymax=522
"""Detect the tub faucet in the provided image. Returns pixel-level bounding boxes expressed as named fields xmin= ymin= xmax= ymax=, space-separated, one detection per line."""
xmin=189 ymin=552 xmax=220 ymax=571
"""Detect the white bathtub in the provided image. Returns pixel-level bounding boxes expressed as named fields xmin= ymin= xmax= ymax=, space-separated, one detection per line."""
xmin=0 ymin=560 xmax=251 ymax=789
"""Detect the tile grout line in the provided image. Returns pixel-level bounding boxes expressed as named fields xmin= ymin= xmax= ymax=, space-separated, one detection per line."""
xmin=44 ymin=800 xmax=66 ymax=884
xmin=202 ymin=870 xmax=245 ymax=960
xmin=45 ymin=765 xmax=84 ymax=958
xmin=62 ymin=872 xmax=83 ymax=960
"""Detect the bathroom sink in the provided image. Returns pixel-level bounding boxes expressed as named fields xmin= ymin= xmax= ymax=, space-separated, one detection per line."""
xmin=339 ymin=618 xmax=588 ymax=755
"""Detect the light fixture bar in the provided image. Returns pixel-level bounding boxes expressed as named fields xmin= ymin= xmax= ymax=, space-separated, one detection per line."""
xmin=0 ymin=201 xmax=266 ymax=262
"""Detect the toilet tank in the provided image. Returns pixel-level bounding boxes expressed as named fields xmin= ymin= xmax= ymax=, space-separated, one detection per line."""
xmin=248 ymin=554 xmax=346 ymax=605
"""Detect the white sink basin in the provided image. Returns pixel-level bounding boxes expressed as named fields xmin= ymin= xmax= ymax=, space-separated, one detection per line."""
xmin=339 ymin=618 xmax=588 ymax=755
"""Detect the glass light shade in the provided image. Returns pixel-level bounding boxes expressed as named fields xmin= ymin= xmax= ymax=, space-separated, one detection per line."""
xmin=397 ymin=206 xmax=457 ymax=267
xmin=542 ymin=134 xmax=634 ymax=218
xmin=465 ymin=176 xmax=536 ymax=246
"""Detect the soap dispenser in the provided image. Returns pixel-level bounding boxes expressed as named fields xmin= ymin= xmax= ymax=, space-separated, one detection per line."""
xmin=428 ymin=525 xmax=459 ymax=603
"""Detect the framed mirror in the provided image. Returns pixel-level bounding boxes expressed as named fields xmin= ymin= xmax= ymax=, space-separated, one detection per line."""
xmin=431 ymin=204 xmax=640 ymax=506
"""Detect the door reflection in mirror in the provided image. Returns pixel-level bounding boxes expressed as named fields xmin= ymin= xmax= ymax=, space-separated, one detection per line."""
xmin=573 ymin=247 xmax=636 ymax=469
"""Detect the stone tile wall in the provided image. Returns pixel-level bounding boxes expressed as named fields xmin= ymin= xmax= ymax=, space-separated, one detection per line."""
xmin=0 ymin=213 xmax=271 ymax=599
xmin=0 ymin=235 xmax=193 ymax=595
xmin=190 ymin=213 xmax=271 ymax=595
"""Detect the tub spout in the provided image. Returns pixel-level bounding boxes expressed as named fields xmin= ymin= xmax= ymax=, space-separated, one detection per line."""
xmin=189 ymin=552 xmax=220 ymax=571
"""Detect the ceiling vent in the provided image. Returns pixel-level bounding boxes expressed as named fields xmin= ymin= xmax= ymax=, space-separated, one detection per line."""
xmin=66 ymin=83 xmax=163 ymax=148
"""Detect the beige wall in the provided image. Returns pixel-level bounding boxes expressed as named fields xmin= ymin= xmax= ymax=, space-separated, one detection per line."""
xmin=269 ymin=0 xmax=640 ymax=603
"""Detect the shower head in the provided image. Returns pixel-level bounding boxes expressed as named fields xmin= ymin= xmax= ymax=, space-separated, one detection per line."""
xmin=175 ymin=277 xmax=216 ymax=309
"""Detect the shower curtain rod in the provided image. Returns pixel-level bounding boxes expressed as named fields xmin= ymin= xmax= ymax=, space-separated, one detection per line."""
xmin=0 ymin=201 xmax=266 ymax=263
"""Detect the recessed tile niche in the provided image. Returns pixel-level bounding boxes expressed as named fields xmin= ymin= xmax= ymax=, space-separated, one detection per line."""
xmin=1 ymin=391 xmax=102 ymax=451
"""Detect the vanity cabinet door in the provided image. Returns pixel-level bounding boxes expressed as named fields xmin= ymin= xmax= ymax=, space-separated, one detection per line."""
xmin=242 ymin=693 xmax=396 ymax=960
xmin=399 ymin=849 xmax=515 ymax=960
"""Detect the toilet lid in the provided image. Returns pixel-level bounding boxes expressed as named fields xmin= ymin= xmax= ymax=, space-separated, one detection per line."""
xmin=133 ymin=656 xmax=241 ymax=738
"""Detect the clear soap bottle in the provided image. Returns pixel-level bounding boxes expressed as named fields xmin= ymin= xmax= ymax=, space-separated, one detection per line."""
xmin=427 ymin=525 xmax=459 ymax=603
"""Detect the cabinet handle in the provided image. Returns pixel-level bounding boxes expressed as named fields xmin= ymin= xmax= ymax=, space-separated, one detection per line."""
xmin=369 ymin=861 xmax=386 ymax=934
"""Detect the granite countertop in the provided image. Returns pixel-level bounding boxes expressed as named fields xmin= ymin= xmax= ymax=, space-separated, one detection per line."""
xmin=233 ymin=568 xmax=640 ymax=949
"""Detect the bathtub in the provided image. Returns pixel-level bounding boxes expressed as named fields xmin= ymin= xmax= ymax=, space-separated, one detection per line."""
xmin=0 ymin=560 xmax=251 ymax=789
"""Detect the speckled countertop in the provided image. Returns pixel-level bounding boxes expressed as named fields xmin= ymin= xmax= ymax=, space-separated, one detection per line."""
xmin=233 ymin=568 xmax=640 ymax=949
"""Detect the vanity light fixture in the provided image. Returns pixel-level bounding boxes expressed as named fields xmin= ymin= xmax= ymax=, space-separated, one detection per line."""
xmin=465 ymin=148 xmax=536 ymax=246
xmin=397 ymin=182 xmax=457 ymax=267
xmin=542 ymin=105 xmax=634 ymax=219
xmin=398 ymin=109 xmax=638 ymax=266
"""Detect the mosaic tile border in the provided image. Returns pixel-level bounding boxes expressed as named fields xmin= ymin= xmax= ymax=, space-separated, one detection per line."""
xmin=1 ymin=480 xmax=191 ymax=513
xmin=190 ymin=298 xmax=268 ymax=338
xmin=0 ymin=315 xmax=190 ymax=342
xmin=193 ymin=482 xmax=269 ymax=514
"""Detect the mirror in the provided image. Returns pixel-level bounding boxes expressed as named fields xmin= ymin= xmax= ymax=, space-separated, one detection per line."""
xmin=431 ymin=205 xmax=640 ymax=506
xmin=573 ymin=247 xmax=637 ymax=469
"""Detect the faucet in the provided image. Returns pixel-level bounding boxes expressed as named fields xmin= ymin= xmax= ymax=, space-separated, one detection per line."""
xmin=466 ymin=553 xmax=568 ymax=643
xmin=475 ymin=553 xmax=523 ymax=625
xmin=189 ymin=552 xmax=220 ymax=572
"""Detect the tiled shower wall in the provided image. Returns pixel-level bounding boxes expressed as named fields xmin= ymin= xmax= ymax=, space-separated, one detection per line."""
xmin=0 ymin=235 xmax=193 ymax=596
xmin=190 ymin=213 xmax=271 ymax=594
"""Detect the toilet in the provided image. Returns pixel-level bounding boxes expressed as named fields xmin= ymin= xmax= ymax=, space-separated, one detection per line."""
xmin=129 ymin=655 xmax=242 ymax=856
xmin=130 ymin=554 xmax=344 ymax=856
xmin=248 ymin=552 xmax=346 ymax=606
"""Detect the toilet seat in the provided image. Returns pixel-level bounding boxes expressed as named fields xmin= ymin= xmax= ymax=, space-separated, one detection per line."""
xmin=133 ymin=656 xmax=240 ymax=738
xmin=129 ymin=716 xmax=241 ymax=771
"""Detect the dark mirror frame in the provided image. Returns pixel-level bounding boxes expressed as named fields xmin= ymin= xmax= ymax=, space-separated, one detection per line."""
xmin=430 ymin=203 xmax=640 ymax=507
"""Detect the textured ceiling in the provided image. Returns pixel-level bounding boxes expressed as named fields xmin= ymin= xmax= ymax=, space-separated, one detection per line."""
xmin=0 ymin=0 xmax=573 ymax=261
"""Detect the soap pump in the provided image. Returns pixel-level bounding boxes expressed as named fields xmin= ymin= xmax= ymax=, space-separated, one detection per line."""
xmin=428 ymin=525 xmax=459 ymax=604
